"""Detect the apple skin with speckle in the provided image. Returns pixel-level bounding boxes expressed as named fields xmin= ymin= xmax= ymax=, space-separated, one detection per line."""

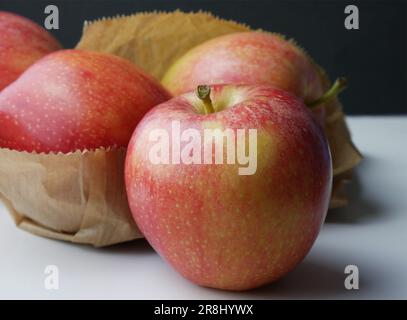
xmin=0 ymin=49 xmax=172 ymax=153
xmin=162 ymin=32 xmax=325 ymax=105
xmin=0 ymin=11 xmax=62 ymax=91
xmin=125 ymin=84 xmax=332 ymax=291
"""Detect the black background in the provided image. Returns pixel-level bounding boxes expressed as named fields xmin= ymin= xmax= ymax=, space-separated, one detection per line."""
xmin=0 ymin=0 xmax=406 ymax=115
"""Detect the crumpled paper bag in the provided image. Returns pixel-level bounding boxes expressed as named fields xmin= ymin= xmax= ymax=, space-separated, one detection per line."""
xmin=0 ymin=147 xmax=141 ymax=246
xmin=76 ymin=10 xmax=363 ymax=208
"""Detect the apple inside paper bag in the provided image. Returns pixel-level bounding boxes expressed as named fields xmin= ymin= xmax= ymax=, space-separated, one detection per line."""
xmin=0 ymin=49 xmax=171 ymax=246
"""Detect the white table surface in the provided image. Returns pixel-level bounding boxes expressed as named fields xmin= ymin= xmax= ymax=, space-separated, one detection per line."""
xmin=1 ymin=116 xmax=406 ymax=300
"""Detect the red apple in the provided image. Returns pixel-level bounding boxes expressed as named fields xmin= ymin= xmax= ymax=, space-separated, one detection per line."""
xmin=0 ymin=11 xmax=62 ymax=91
xmin=162 ymin=32 xmax=325 ymax=104
xmin=125 ymin=84 xmax=332 ymax=290
xmin=0 ymin=49 xmax=171 ymax=153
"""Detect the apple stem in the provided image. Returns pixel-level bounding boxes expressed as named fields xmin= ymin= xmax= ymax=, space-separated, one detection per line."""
xmin=196 ymin=85 xmax=215 ymax=114
xmin=307 ymin=77 xmax=348 ymax=108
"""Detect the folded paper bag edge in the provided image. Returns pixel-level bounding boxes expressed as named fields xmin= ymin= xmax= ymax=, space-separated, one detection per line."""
xmin=0 ymin=147 xmax=143 ymax=247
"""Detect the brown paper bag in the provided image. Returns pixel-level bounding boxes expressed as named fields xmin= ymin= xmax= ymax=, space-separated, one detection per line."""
xmin=0 ymin=147 xmax=142 ymax=246
xmin=0 ymin=10 xmax=362 ymax=248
